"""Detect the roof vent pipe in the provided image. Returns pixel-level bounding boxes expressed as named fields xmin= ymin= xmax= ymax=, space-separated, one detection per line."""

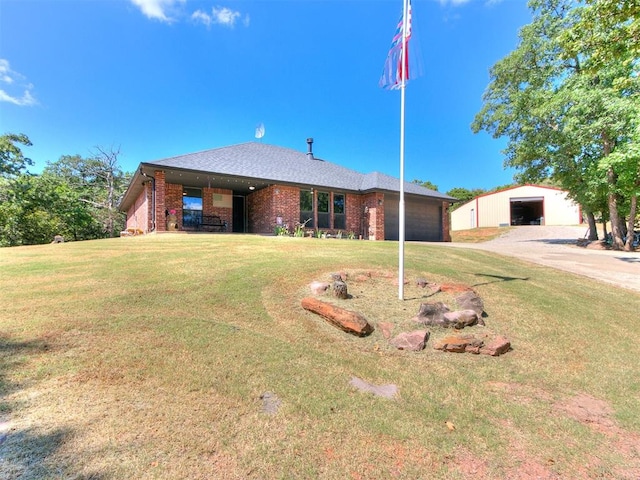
xmin=306 ymin=137 xmax=314 ymax=160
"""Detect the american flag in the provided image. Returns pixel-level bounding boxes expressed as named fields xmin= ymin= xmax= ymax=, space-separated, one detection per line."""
xmin=379 ymin=0 xmax=412 ymax=90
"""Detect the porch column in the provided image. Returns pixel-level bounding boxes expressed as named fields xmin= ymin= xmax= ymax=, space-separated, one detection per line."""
xmin=155 ymin=170 xmax=166 ymax=232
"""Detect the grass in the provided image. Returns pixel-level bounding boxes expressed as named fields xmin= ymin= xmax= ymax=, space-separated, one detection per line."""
xmin=1 ymin=234 xmax=639 ymax=479
xmin=450 ymin=226 xmax=511 ymax=243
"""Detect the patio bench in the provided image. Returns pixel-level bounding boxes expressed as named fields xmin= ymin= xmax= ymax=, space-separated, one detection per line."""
xmin=201 ymin=215 xmax=227 ymax=232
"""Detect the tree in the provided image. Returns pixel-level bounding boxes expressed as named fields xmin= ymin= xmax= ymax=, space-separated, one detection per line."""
xmin=411 ymin=179 xmax=438 ymax=191
xmin=472 ymin=0 xmax=639 ymax=250
xmin=445 ymin=187 xmax=487 ymax=211
xmin=45 ymin=147 xmax=130 ymax=238
xmin=0 ymin=133 xmax=33 ymax=177
xmin=0 ymin=138 xmax=131 ymax=246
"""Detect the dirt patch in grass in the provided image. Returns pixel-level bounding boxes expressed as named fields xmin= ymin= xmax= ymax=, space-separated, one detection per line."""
xmin=555 ymin=393 xmax=640 ymax=479
xmin=483 ymin=383 xmax=640 ymax=479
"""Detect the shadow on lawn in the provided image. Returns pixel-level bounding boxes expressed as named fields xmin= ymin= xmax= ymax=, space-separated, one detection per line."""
xmin=0 ymin=336 xmax=108 ymax=480
xmin=472 ymin=273 xmax=530 ymax=287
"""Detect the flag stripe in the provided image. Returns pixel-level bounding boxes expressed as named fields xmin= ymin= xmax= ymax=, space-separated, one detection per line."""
xmin=379 ymin=0 xmax=412 ymax=90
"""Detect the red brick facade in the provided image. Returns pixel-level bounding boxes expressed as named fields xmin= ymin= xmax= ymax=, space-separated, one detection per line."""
xmin=125 ymin=171 xmax=449 ymax=241
xmin=248 ymin=185 xmax=299 ymax=234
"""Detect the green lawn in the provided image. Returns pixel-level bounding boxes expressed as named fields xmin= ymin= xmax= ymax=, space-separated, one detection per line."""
xmin=1 ymin=234 xmax=639 ymax=479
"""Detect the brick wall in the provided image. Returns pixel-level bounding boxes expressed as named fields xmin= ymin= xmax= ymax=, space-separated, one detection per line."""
xmin=248 ymin=185 xmax=299 ymax=234
xmin=165 ymin=183 xmax=184 ymax=230
xmin=363 ymin=192 xmax=385 ymax=240
xmin=203 ymin=187 xmax=233 ymax=231
xmin=345 ymin=193 xmax=363 ymax=238
xmin=126 ymin=183 xmax=151 ymax=232
xmin=442 ymin=201 xmax=452 ymax=242
xmin=147 ymin=174 xmax=395 ymax=239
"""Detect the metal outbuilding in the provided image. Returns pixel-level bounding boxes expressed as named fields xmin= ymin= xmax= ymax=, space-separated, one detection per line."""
xmin=450 ymin=185 xmax=582 ymax=231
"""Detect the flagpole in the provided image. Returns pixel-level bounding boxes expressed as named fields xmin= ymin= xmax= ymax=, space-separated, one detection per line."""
xmin=398 ymin=0 xmax=409 ymax=300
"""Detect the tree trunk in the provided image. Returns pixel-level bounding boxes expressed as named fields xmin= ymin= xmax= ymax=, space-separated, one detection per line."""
xmin=625 ymin=193 xmax=637 ymax=251
xmin=607 ymin=166 xmax=625 ymax=250
xmin=585 ymin=211 xmax=598 ymax=240
xmin=602 ymin=133 xmax=625 ymax=250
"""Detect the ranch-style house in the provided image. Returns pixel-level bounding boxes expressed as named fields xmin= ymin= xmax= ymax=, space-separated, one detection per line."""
xmin=118 ymin=139 xmax=456 ymax=241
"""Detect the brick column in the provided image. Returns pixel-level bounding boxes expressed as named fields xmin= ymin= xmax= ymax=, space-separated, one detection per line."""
xmin=155 ymin=170 xmax=166 ymax=232
xmin=442 ymin=201 xmax=452 ymax=242
xmin=363 ymin=193 xmax=385 ymax=240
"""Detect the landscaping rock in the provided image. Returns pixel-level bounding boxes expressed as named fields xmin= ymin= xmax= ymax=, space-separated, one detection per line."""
xmin=332 ymin=280 xmax=349 ymax=299
xmin=412 ymin=301 xmax=450 ymax=325
xmin=455 ymin=290 xmax=485 ymax=317
xmin=378 ymin=322 xmax=395 ymax=339
xmin=434 ymin=334 xmax=511 ymax=356
xmin=330 ymin=272 xmax=346 ymax=281
xmin=349 ymin=377 xmax=398 ymax=399
xmin=301 ymin=297 xmax=373 ymax=336
xmin=416 ymin=278 xmax=428 ymax=288
xmin=390 ymin=330 xmax=429 ymax=351
xmin=51 ymin=235 xmax=64 ymax=244
xmin=433 ymin=334 xmax=483 ymax=353
xmin=260 ymin=391 xmax=281 ymax=415
xmin=309 ymin=281 xmax=330 ymax=295
xmin=442 ymin=309 xmax=482 ymax=329
xmin=479 ymin=335 xmax=511 ymax=356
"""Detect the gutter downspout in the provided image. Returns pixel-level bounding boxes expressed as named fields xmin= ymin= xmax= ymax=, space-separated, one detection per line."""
xmin=140 ymin=169 xmax=156 ymax=232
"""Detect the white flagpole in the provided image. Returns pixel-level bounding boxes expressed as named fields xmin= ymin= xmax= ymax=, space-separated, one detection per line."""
xmin=398 ymin=0 xmax=409 ymax=300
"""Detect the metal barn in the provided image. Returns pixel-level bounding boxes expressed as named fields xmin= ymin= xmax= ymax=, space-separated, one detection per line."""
xmin=450 ymin=185 xmax=582 ymax=231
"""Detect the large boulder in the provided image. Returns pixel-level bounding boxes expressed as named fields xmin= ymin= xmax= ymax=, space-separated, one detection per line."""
xmin=442 ymin=309 xmax=481 ymax=329
xmin=412 ymin=302 xmax=450 ymax=325
xmin=413 ymin=304 xmax=480 ymax=329
xmin=455 ymin=290 xmax=485 ymax=317
xmin=301 ymin=297 xmax=373 ymax=336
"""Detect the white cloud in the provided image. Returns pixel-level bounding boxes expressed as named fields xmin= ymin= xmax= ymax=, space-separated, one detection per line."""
xmin=0 ymin=59 xmax=37 ymax=106
xmin=130 ymin=0 xmax=185 ymax=23
xmin=192 ymin=6 xmax=248 ymax=28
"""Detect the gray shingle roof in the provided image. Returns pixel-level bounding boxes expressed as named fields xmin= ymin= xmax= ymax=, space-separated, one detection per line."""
xmin=146 ymin=142 xmax=455 ymax=201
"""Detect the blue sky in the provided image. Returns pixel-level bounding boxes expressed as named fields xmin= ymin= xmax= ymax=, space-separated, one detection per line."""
xmin=0 ymin=0 xmax=531 ymax=193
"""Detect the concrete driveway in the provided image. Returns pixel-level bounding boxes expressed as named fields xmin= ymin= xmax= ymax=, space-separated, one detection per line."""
xmin=444 ymin=226 xmax=640 ymax=293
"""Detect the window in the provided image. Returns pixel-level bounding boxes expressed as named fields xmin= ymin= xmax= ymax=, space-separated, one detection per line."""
xmin=317 ymin=191 xmax=330 ymax=229
xmin=333 ymin=193 xmax=345 ymax=230
xmin=300 ymin=190 xmax=314 ymax=228
xmin=183 ymin=187 xmax=202 ymax=228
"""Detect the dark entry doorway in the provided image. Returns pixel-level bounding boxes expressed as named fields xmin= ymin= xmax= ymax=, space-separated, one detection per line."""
xmin=510 ymin=197 xmax=544 ymax=225
xmin=233 ymin=195 xmax=246 ymax=232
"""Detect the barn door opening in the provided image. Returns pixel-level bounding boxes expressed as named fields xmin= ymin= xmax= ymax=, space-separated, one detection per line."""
xmin=510 ymin=197 xmax=544 ymax=225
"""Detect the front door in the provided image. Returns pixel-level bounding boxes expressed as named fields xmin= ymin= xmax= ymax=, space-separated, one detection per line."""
xmin=233 ymin=195 xmax=245 ymax=232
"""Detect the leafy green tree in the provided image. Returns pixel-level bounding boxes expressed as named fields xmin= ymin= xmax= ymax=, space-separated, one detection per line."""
xmin=445 ymin=187 xmax=487 ymax=211
xmin=45 ymin=147 xmax=130 ymax=237
xmin=0 ymin=137 xmax=131 ymax=246
xmin=411 ymin=179 xmax=438 ymax=191
xmin=472 ymin=0 xmax=639 ymax=249
xmin=0 ymin=133 xmax=33 ymax=177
